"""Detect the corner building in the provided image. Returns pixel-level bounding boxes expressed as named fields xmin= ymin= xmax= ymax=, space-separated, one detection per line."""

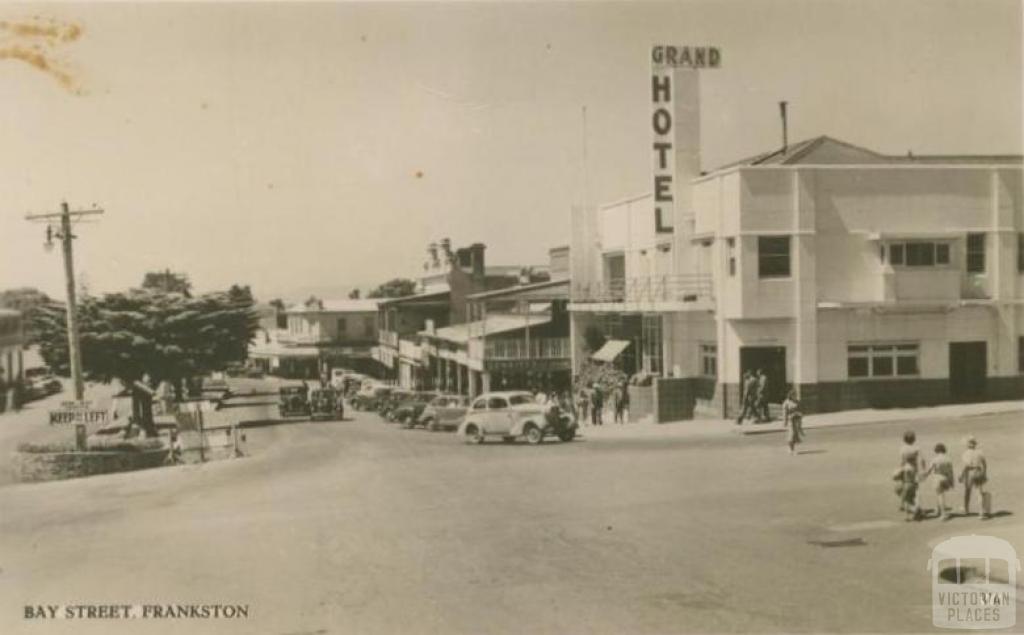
xmin=571 ymin=136 xmax=1024 ymax=419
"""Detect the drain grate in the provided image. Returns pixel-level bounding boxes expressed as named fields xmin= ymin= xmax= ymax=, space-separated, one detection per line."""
xmin=807 ymin=537 xmax=867 ymax=548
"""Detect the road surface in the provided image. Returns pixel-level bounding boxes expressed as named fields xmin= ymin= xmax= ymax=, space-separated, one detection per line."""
xmin=0 ymin=388 xmax=1020 ymax=634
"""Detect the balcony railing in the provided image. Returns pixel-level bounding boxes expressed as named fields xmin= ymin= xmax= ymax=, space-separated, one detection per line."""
xmin=277 ymin=332 xmax=322 ymax=345
xmin=379 ymin=329 xmax=399 ymax=348
xmin=484 ymin=337 xmax=570 ymax=360
xmin=571 ymin=274 xmax=714 ymax=304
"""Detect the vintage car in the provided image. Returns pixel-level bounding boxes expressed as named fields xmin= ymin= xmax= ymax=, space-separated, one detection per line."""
xmin=456 ymin=391 xmax=577 ymax=445
xmin=417 ymin=395 xmax=470 ymax=431
xmin=392 ymin=392 xmax=441 ymax=427
xmin=278 ymin=385 xmax=310 ymax=418
xmin=379 ymin=389 xmax=415 ymax=420
xmin=309 ymin=387 xmax=344 ymax=421
xmin=350 ymin=384 xmax=393 ymax=411
xmin=22 ymin=366 xmax=63 ymax=401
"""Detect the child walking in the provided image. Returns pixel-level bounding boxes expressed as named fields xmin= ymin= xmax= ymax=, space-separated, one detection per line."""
xmin=958 ymin=436 xmax=990 ymax=519
xmin=920 ymin=443 xmax=954 ymax=520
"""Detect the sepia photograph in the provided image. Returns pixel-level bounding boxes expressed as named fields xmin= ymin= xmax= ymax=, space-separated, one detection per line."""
xmin=0 ymin=1 xmax=1021 ymax=633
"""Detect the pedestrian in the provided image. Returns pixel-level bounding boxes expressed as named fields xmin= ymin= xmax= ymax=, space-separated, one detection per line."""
xmin=958 ymin=436 xmax=990 ymax=519
xmin=735 ymin=371 xmax=758 ymax=424
xmin=782 ymin=391 xmax=802 ymax=454
xmin=755 ymin=369 xmax=770 ymax=422
xmin=613 ymin=383 xmax=626 ymax=424
xmin=894 ymin=430 xmax=924 ymax=521
xmin=920 ymin=443 xmax=954 ymax=520
xmin=576 ymin=388 xmax=590 ymax=424
xmin=618 ymin=381 xmax=630 ymax=423
xmin=590 ymin=383 xmax=604 ymax=426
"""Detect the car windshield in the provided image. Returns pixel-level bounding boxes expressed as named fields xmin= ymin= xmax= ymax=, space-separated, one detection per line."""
xmin=508 ymin=394 xmax=535 ymax=406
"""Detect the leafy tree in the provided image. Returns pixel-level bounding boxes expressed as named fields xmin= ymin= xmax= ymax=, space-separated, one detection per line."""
xmin=367 ymin=278 xmax=417 ymax=299
xmin=141 ymin=270 xmax=192 ymax=297
xmin=0 ymin=287 xmax=55 ymax=342
xmin=32 ymin=287 xmax=258 ymax=436
xmin=348 ymin=288 xmax=361 ymax=299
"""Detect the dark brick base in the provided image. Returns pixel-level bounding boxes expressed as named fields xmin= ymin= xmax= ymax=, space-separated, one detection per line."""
xmin=650 ymin=375 xmax=1024 ymax=421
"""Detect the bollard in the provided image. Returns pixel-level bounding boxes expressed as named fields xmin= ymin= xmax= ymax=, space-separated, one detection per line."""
xmin=75 ymin=423 xmax=87 ymax=451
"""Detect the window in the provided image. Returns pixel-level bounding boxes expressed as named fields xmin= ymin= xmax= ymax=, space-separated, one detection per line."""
xmin=487 ymin=397 xmax=508 ymax=410
xmin=1019 ymin=337 xmax=1024 ymax=373
xmin=700 ymin=344 xmax=717 ymax=378
xmin=967 ymin=233 xmax=986 ymax=273
xmin=884 ymin=241 xmax=951 ymax=268
xmin=509 ymin=394 xmax=534 ymax=406
xmin=727 ymin=237 xmax=736 ymax=277
xmin=847 ymin=344 xmax=919 ymax=379
xmin=1018 ymin=234 xmax=1024 ymax=273
xmin=472 ymin=398 xmax=487 ymax=410
xmin=364 ymin=316 xmax=375 ymax=337
xmin=905 ymin=242 xmax=935 ymax=266
xmin=758 ymin=236 xmax=790 ymax=278
xmin=641 ymin=315 xmax=663 ymax=375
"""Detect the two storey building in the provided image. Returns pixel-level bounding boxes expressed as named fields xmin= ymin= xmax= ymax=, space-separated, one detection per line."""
xmin=571 ymin=136 xmax=1024 ymax=419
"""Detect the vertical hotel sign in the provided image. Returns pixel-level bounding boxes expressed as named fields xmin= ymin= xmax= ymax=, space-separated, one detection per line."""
xmin=651 ymin=45 xmax=721 ymax=233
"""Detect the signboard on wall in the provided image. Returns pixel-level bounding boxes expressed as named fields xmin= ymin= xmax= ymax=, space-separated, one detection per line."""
xmin=650 ymin=45 xmax=721 ymax=234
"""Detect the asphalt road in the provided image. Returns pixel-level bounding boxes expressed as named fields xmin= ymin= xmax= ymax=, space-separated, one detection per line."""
xmin=0 ymin=388 xmax=1021 ymax=634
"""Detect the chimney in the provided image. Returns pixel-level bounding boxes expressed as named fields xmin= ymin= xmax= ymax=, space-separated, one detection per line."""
xmin=779 ymin=101 xmax=788 ymax=154
xmin=439 ymin=237 xmax=452 ymax=262
xmin=468 ymin=242 xmax=486 ymax=278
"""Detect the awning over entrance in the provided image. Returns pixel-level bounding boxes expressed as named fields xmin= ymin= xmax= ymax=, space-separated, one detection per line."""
xmin=591 ymin=339 xmax=630 ymax=363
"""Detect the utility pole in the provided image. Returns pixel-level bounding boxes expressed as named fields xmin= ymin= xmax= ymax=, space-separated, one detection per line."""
xmin=26 ymin=202 xmax=104 ymax=402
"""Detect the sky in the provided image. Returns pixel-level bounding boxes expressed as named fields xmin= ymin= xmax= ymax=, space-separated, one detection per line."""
xmin=0 ymin=0 xmax=1020 ymax=302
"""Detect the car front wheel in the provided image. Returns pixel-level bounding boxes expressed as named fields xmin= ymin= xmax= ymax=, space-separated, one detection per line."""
xmin=524 ymin=424 xmax=543 ymax=445
xmin=464 ymin=424 xmax=484 ymax=445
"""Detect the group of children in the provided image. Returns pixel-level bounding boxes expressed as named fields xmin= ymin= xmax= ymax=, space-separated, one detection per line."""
xmin=894 ymin=431 xmax=990 ymax=522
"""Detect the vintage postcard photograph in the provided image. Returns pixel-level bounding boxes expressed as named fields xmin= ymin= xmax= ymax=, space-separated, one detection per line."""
xmin=0 ymin=1 xmax=1021 ymax=633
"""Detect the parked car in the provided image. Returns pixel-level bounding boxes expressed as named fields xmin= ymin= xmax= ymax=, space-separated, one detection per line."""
xmin=418 ymin=395 xmax=470 ymax=431
xmin=329 ymin=368 xmax=351 ymax=391
xmin=23 ymin=366 xmax=62 ymax=401
xmin=392 ymin=392 xmax=441 ymax=427
xmin=456 ymin=391 xmax=577 ymax=445
xmin=309 ymin=387 xmax=344 ymax=421
xmin=350 ymin=384 xmax=392 ymax=411
xmin=278 ymin=385 xmax=310 ymax=418
xmin=379 ymin=389 xmax=415 ymax=420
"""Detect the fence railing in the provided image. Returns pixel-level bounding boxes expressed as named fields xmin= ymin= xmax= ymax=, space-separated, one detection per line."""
xmin=484 ymin=337 xmax=570 ymax=360
xmin=571 ymin=274 xmax=714 ymax=304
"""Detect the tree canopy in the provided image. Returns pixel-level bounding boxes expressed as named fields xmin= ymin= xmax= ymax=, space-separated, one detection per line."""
xmin=32 ymin=287 xmax=258 ymax=397
xmin=141 ymin=270 xmax=193 ymax=297
xmin=367 ymin=278 xmax=417 ymax=299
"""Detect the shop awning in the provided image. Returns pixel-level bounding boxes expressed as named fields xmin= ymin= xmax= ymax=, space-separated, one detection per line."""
xmin=591 ymin=339 xmax=630 ymax=363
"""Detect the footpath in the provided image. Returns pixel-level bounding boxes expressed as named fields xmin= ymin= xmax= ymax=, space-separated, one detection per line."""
xmin=579 ymin=399 xmax=1023 ymax=440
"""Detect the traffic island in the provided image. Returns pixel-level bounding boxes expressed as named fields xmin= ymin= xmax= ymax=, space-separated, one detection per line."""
xmin=12 ymin=438 xmax=169 ymax=483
